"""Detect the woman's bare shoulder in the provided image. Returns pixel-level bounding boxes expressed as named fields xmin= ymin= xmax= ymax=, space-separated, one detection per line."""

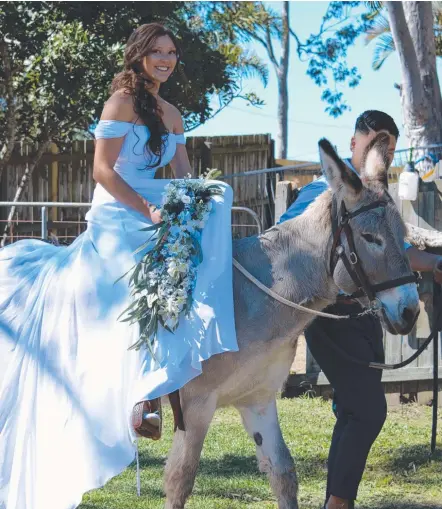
xmin=100 ymin=90 xmax=136 ymax=122
xmin=161 ymin=99 xmax=181 ymax=117
xmin=160 ymin=99 xmax=183 ymax=133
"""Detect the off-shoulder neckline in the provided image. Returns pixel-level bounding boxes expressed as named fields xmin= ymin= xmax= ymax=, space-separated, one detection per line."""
xmin=97 ymin=119 xmax=184 ymax=136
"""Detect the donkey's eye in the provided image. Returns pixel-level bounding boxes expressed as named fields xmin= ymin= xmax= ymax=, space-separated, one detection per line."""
xmin=362 ymin=233 xmax=382 ymax=246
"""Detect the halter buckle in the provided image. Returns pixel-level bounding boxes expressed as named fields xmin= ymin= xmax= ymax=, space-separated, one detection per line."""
xmin=349 ymin=252 xmax=358 ymax=265
xmin=340 ymin=213 xmax=349 ymax=225
xmin=369 ymin=298 xmax=382 ymax=313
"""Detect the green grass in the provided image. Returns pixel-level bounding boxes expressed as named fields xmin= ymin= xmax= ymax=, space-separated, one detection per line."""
xmin=79 ymin=397 xmax=442 ymax=509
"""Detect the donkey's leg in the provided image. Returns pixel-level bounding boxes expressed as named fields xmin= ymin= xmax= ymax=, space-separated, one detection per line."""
xmin=237 ymin=398 xmax=298 ymax=509
xmin=164 ymin=395 xmax=216 ymax=509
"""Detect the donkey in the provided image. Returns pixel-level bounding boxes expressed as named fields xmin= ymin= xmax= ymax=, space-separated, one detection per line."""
xmin=163 ymin=135 xmax=420 ymax=509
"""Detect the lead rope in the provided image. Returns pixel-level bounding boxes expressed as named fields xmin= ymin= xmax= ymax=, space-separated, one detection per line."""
xmin=430 ymin=281 xmax=440 ymax=459
xmin=135 ymin=437 xmax=141 ymax=496
xmin=232 ymin=258 xmax=374 ymax=320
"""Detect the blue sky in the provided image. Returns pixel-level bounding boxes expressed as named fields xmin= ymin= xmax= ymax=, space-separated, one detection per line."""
xmin=190 ymin=1 xmax=440 ymax=162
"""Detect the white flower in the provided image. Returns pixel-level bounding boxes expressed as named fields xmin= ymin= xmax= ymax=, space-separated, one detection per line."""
xmin=168 ymin=240 xmax=187 ymax=256
xmin=166 ymin=298 xmax=175 ymax=313
xmin=181 ymin=195 xmax=191 ymax=204
xmin=147 ymin=293 xmax=158 ymax=308
xmin=167 ymin=259 xmax=188 ymax=278
xmin=176 ymin=294 xmax=187 ymax=306
xmin=167 ymin=261 xmax=179 ymax=279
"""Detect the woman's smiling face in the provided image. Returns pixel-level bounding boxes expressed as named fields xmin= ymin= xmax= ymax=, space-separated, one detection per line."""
xmin=141 ymin=35 xmax=178 ymax=84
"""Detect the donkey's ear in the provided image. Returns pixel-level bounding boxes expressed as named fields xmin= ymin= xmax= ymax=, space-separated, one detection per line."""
xmin=361 ymin=132 xmax=390 ymax=189
xmin=318 ymin=138 xmax=362 ymax=201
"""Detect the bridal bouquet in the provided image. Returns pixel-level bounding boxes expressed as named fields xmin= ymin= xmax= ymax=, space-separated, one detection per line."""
xmin=118 ymin=170 xmax=223 ymax=353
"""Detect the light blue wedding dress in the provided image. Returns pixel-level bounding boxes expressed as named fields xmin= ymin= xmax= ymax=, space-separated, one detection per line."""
xmin=0 ymin=121 xmax=238 ymax=509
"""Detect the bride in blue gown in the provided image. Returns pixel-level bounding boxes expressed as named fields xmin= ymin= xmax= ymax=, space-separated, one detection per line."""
xmin=0 ymin=23 xmax=238 ymax=509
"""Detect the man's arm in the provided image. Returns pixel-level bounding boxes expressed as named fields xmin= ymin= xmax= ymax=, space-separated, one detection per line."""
xmin=407 ymin=246 xmax=442 ymax=284
xmin=278 ymin=177 xmax=328 ymax=224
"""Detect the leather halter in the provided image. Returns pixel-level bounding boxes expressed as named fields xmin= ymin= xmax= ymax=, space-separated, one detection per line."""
xmin=330 ymin=197 xmax=417 ymax=304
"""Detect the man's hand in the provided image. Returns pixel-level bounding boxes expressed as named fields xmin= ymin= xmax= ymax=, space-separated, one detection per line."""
xmin=433 ymin=257 xmax=442 ymax=285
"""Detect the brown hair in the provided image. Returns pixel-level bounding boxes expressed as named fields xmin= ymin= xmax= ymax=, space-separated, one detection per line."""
xmin=111 ymin=23 xmax=182 ymax=168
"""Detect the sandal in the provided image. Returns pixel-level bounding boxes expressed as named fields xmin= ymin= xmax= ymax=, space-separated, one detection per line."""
xmin=132 ymin=398 xmax=162 ymax=440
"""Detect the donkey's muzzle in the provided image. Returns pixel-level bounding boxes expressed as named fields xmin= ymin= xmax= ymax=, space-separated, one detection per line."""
xmin=381 ymin=301 xmax=420 ymax=336
xmin=398 ymin=305 xmax=420 ymax=335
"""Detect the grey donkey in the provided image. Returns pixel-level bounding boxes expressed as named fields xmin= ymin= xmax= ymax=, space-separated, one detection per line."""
xmin=163 ymin=134 xmax=420 ymax=509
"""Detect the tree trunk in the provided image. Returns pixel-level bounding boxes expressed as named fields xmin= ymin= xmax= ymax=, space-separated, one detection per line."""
xmin=0 ymin=42 xmax=18 ymax=181
xmin=277 ymin=1 xmax=290 ymax=160
xmin=386 ymin=1 xmax=442 ymax=147
xmin=1 ymin=140 xmax=51 ymax=247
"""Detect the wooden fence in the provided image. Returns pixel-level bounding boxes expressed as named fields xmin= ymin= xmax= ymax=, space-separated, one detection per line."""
xmin=0 ymin=134 xmax=274 ymax=242
xmin=280 ymin=179 xmax=442 ymax=406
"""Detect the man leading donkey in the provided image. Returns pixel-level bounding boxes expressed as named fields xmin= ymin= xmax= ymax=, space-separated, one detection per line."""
xmin=280 ymin=110 xmax=442 ymax=509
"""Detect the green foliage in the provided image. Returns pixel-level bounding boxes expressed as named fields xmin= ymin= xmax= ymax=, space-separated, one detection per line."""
xmin=0 ymin=1 xmax=263 ymax=155
xmin=296 ymin=1 xmax=374 ymax=117
xmin=15 ymin=19 xmax=122 ymax=146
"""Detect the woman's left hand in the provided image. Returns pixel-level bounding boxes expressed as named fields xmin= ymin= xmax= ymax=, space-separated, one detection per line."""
xmin=149 ymin=206 xmax=163 ymax=225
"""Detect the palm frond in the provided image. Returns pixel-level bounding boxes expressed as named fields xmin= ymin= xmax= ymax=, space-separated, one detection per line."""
xmin=364 ymin=1 xmax=384 ymax=20
xmin=219 ymin=43 xmax=269 ymax=87
xmin=365 ymin=13 xmax=390 ymax=43
xmin=237 ymin=53 xmax=269 ymax=87
xmin=372 ymin=33 xmax=395 ymax=70
xmin=365 ymin=1 xmax=384 ymax=12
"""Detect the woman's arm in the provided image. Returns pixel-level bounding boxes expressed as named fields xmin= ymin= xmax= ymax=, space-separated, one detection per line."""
xmin=169 ymin=110 xmax=193 ymax=178
xmin=93 ymin=93 xmax=161 ymax=223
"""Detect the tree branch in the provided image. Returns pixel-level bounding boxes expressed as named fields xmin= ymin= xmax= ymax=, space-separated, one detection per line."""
xmin=289 ymin=27 xmax=303 ymax=56
xmin=239 ymin=23 xmax=279 ymax=69
xmin=265 ymin=24 xmax=279 ymax=69
xmin=241 ymin=27 xmax=268 ymax=50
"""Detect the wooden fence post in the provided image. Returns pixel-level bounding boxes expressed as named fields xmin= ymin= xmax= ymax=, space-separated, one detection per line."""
xmin=200 ymin=140 xmax=212 ymax=175
xmin=275 ymin=180 xmax=297 ymax=223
